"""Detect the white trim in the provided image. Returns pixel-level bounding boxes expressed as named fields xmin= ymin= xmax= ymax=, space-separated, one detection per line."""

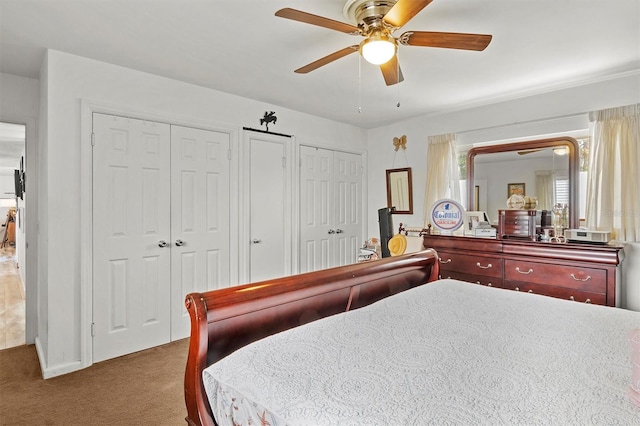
xmin=291 ymin=136 xmax=300 ymax=275
xmin=36 ymin=336 xmax=82 ymax=378
xmin=80 ymin=99 xmax=240 ymax=371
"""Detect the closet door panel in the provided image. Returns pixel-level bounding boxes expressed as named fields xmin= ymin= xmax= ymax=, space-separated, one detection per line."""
xmin=170 ymin=125 xmax=230 ymax=340
xmin=300 ymin=147 xmax=362 ymax=271
xmin=248 ymin=137 xmax=287 ymax=282
xmin=92 ymin=113 xmax=172 ymax=363
xmin=333 ymin=151 xmax=362 ymax=267
xmin=299 ymin=146 xmax=333 ymax=273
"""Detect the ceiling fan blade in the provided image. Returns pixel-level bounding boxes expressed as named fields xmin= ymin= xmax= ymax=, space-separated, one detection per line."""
xmin=517 ymin=149 xmax=542 ymax=155
xmin=294 ymin=46 xmax=359 ymax=74
xmin=383 ymin=0 xmax=434 ymax=28
xmin=380 ymin=55 xmax=404 ymax=86
xmin=275 ymin=8 xmax=360 ymax=34
xmin=400 ymin=31 xmax=492 ymax=51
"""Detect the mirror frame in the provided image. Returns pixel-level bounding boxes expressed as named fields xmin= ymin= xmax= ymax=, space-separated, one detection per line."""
xmin=466 ymin=137 xmax=579 ymax=229
xmin=386 ymin=167 xmax=413 ymax=214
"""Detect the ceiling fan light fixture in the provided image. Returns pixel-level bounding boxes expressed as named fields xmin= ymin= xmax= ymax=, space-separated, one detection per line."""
xmin=554 ymin=147 xmax=569 ymax=156
xmin=360 ymin=31 xmax=396 ymax=65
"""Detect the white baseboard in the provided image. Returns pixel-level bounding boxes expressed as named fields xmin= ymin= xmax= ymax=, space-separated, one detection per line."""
xmin=35 ymin=336 xmax=84 ymax=379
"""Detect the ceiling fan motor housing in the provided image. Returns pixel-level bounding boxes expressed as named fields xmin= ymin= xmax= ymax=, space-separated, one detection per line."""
xmin=343 ymin=0 xmax=398 ymax=33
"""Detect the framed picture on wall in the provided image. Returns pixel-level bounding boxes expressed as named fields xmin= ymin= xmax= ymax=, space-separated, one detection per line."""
xmin=507 ymin=182 xmax=525 ymax=197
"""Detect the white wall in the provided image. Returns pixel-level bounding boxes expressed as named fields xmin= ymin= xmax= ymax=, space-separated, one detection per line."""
xmin=39 ymin=50 xmax=366 ymax=377
xmin=12 ymin=47 xmax=640 ymax=377
xmin=0 ymin=72 xmax=39 ymax=345
xmin=366 ymin=71 xmax=640 ymax=310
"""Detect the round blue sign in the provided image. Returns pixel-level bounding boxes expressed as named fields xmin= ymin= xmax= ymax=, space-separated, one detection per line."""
xmin=430 ymin=199 xmax=464 ymax=232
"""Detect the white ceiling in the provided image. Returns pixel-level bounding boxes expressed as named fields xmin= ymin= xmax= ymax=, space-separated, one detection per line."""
xmin=1 ymin=0 xmax=639 ymax=130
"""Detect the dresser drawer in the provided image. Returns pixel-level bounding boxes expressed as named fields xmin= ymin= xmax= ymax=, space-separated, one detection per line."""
xmin=438 ymin=251 xmax=503 ymax=278
xmin=504 ymin=259 xmax=606 ymax=292
xmin=503 ymin=281 xmax=606 ymax=305
xmin=440 ymin=271 xmax=503 ymax=288
xmin=502 ymin=226 xmax=532 ymax=237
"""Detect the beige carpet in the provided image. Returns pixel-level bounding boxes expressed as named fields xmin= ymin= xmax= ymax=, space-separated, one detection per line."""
xmin=0 ymin=338 xmax=190 ymax=425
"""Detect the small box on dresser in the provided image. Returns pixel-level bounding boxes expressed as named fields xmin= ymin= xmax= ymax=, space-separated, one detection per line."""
xmin=498 ymin=209 xmax=550 ymax=241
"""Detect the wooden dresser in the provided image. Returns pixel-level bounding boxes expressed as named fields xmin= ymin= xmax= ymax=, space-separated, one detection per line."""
xmin=423 ymin=234 xmax=624 ymax=307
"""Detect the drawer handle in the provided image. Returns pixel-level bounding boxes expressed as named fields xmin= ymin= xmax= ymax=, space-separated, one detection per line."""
xmin=570 ymin=273 xmax=592 ymax=282
xmin=515 ymin=287 xmax=520 ymax=291
xmin=439 ymin=258 xmax=452 ymax=264
xmin=528 ymin=289 xmax=533 ymax=293
xmin=476 ymin=262 xmax=492 ymax=269
xmin=515 ymin=267 xmax=533 ymax=275
xmin=570 ymin=296 xmax=592 ymax=304
xmin=487 ymin=283 xmax=492 ymax=287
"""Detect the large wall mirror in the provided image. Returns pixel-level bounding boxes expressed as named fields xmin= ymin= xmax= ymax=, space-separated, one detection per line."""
xmin=386 ymin=167 xmax=413 ymax=214
xmin=466 ymin=137 xmax=579 ymax=229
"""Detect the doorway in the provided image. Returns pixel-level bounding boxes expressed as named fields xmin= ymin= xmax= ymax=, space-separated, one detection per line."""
xmin=0 ymin=121 xmax=26 ymax=350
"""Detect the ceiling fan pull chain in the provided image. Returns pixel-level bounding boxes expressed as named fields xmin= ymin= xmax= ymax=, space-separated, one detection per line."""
xmin=358 ymin=53 xmax=362 ymax=114
xmin=396 ymin=49 xmax=401 ymax=108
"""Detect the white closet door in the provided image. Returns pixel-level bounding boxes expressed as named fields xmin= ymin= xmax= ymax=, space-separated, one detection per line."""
xmin=170 ymin=125 xmax=230 ymax=340
xmin=248 ymin=135 xmax=290 ymax=282
xmin=299 ymin=148 xmax=362 ymax=272
xmin=239 ymin=130 xmax=292 ymax=284
xmin=92 ymin=113 xmax=171 ymax=362
xmin=333 ymin=151 xmax=362 ymax=267
xmin=299 ymin=146 xmax=333 ymax=273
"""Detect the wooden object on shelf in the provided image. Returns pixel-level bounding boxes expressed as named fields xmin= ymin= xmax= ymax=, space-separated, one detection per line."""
xmin=423 ymin=234 xmax=623 ymax=307
xmin=498 ymin=209 xmax=551 ymax=241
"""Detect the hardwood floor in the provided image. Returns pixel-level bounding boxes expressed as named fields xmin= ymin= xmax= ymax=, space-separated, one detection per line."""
xmin=0 ymin=246 xmax=24 ymax=350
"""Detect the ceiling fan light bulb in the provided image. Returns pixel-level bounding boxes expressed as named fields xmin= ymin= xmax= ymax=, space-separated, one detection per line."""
xmin=554 ymin=147 xmax=569 ymax=156
xmin=360 ymin=37 xmax=396 ymax=65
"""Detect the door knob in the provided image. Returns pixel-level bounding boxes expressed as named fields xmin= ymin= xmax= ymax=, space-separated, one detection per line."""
xmin=252 ymin=238 xmax=262 ymax=244
xmin=158 ymin=240 xmax=168 ymax=248
xmin=328 ymin=229 xmax=336 ymax=234
xmin=175 ymin=239 xmax=185 ymax=247
xmin=335 ymin=229 xmax=343 ymax=234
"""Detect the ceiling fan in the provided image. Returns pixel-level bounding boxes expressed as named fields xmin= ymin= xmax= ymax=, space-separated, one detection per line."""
xmin=518 ymin=147 xmax=569 ymax=156
xmin=275 ymin=0 xmax=492 ymax=86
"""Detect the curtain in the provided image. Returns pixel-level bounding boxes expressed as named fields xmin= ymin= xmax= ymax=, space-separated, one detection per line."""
xmin=535 ymin=170 xmax=554 ymax=210
xmin=585 ymin=104 xmax=640 ymax=241
xmin=423 ymin=133 xmax=460 ymax=226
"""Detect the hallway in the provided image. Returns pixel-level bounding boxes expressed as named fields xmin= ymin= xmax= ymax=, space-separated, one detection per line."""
xmin=0 ymin=246 xmax=24 ymax=350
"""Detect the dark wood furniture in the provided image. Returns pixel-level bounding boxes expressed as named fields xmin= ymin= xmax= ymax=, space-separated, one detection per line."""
xmin=184 ymin=250 xmax=440 ymax=426
xmin=423 ymin=234 xmax=623 ymax=307
xmin=498 ymin=209 xmax=551 ymax=240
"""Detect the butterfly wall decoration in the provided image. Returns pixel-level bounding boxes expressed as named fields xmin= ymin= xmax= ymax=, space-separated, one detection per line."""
xmin=393 ymin=135 xmax=407 ymax=151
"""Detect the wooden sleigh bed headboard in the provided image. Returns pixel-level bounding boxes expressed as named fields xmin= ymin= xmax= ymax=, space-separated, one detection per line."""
xmin=183 ymin=249 xmax=440 ymax=426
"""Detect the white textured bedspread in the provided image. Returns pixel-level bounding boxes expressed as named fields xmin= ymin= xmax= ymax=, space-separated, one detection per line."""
xmin=203 ymin=279 xmax=640 ymax=425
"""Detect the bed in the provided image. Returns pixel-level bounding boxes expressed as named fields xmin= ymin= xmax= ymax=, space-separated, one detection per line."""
xmin=184 ymin=249 xmax=640 ymax=425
